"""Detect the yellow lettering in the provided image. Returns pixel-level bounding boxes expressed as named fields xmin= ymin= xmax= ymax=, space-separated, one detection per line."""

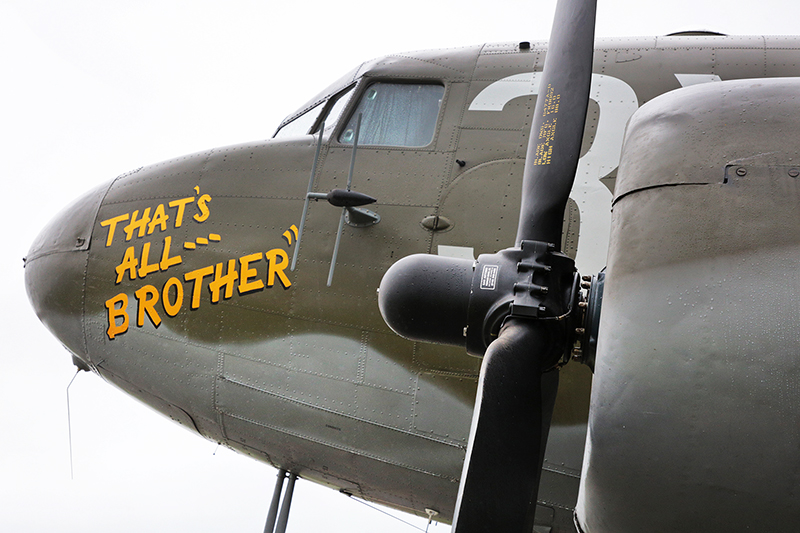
xmin=209 ymin=259 xmax=238 ymax=303
xmin=184 ymin=265 xmax=214 ymax=310
xmin=105 ymin=293 xmax=129 ymax=340
xmin=137 ymin=242 xmax=160 ymax=278
xmin=238 ymin=253 xmax=265 ymax=295
xmin=168 ymin=197 xmax=194 ymax=228
xmin=162 ymin=277 xmax=183 ymax=317
xmin=159 ymin=236 xmax=182 ymax=271
xmin=147 ymin=203 xmax=169 ymax=234
xmin=265 ymin=248 xmax=291 ymax=289
xmin=115 ymin=246 xmax=138 ymax=284
xmin=100 ymin=214 xmax=129 ymax=247
xmin=194 ymin=194 xmax=211 ymax=222
xmin=135 ymin=285 xmax=161 ymax=328
xmin=123 ymin=208 xmax=152 ymax=241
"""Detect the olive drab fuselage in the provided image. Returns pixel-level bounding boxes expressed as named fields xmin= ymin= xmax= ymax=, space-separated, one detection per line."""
xmin=24 ymin=35 xmax=800 ymax=531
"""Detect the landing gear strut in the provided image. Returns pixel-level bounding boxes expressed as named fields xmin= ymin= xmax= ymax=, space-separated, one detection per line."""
xmin=264 ymin=468 xmax=297 ymax=533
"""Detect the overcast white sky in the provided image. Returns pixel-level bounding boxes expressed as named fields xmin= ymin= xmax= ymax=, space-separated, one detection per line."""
xmin=3 ymin=1 xmax=800 ymax=531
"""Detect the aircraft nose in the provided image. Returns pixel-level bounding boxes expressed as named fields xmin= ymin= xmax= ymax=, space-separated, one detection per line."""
xmin=25 ymin=182 xmax=110 ymax=367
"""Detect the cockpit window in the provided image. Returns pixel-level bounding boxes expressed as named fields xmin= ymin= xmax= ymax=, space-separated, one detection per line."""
xmin=339 ymin=83 xmax=444 ymax=147
xmin=274 ymin=85 xmax=355 ymax=139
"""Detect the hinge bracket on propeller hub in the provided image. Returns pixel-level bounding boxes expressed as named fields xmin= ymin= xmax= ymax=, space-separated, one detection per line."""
xmin=510 ymin=240 xmax=571 ymax=319
xmin=466 ymin=240 xmax=580 ymax=360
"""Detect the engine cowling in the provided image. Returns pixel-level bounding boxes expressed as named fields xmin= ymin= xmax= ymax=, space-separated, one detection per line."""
xmin=576 ymin=78 xmax=800 ymax=532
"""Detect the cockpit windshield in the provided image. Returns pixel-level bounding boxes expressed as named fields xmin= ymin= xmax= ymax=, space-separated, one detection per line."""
xmin=273 ymin=102 xmax=324 ymax=138
xmin=273 ymin=65 xmax=361 ymax=139
xmin=274 ymin=86 xmax=355 ymax=139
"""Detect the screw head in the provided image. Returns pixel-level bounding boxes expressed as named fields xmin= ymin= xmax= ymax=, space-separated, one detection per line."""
xmin=789 ymin=168 xmax=800 ymax=178
xmin=736 ymin=167 xmax=747 ymax=177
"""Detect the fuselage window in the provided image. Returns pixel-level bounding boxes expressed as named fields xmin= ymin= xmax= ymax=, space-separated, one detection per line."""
xmin=339 ymin=83 xmax=444 ymax=147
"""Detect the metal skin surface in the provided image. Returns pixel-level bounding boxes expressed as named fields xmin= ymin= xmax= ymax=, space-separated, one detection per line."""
xmin=577 ymin=78 xmax=800 ymax=532
xmin=23 ymin=36 xmax=800 ymax=530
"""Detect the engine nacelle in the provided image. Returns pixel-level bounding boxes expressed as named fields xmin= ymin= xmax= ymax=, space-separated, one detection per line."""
xmin=576 ymin=78 xmax=800 ymax=532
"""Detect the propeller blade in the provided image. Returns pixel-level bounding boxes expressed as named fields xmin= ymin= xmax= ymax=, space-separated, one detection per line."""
xmin=451 ymin=319 xmax=556 ymax=532
xmin=378 ymin=0 xmax=596 ymax=530
xmin=517 ymin=0 xmax=596 ymax=246
xmin=452 ymin=0 xmax=596 ymax=530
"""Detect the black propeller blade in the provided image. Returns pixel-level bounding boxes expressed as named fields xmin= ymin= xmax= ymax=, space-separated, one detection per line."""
xmin=378 ymin=0 xmax=596 ymax=530
xmin=516 ymin=0 xmax=596 ymax=247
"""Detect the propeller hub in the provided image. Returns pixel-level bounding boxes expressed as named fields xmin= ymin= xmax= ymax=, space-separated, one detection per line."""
xmin=378 ymin=240 xmax=580 ymax=364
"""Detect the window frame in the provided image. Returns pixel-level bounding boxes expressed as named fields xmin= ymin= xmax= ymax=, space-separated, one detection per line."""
xmin=308 ymin=84 xmax=357 ymax=136
xmin=272 ymin=100 xmax=326 ymax=139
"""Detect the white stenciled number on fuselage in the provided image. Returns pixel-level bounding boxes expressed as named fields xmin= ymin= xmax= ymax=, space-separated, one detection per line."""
xmin=469 ymin=73 xmax=639 ymax=274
